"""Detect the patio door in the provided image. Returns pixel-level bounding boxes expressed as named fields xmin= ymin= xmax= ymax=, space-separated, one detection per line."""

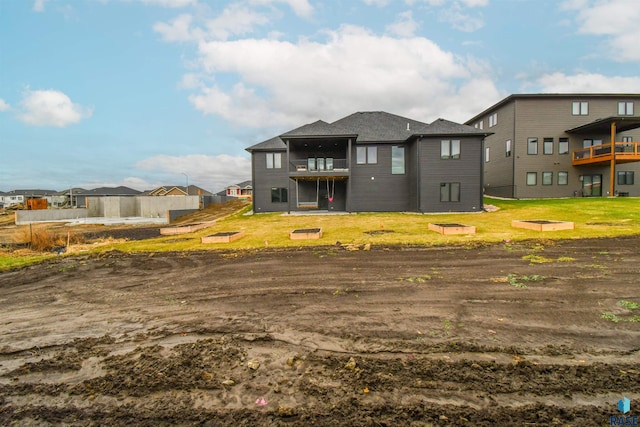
xmin=582 ymin=174 xmax=602 ymax=197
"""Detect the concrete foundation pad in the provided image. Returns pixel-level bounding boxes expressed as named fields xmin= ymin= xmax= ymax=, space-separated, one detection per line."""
xmin=428 ymin=223 xmax=476 ymax=235
xmin=290 ymin=228 xmax=322 ymax=240
xmin=201 ymin=231 xmax=244 ymax=243
xmin=512 ymin=220 xmax=575 ymax=231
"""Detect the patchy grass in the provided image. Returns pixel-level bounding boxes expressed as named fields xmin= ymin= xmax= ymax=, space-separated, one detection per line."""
xmin=601 ymin=300 xmax=640 ymax=323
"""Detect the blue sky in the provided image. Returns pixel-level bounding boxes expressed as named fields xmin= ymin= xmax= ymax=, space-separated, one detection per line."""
xmin=1 ymin=0 xmax=640 ymax=193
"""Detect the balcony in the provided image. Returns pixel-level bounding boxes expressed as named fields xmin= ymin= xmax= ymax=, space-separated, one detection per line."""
xmin=289 ymin=158 xmax=349 ymax=178
xmin=572 ymin=141 xmax=640 ymax=166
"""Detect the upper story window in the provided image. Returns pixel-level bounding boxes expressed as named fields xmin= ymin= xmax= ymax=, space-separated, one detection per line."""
xmin=506 ymin=139 xmax=512 ymax=157
xmin=572 ymin=101 xmax=588 ymax=116
xmin=618 ymin=101 xmax=634 ymax=116
xmin=266 ymin=152 xmax=282 ymax=169
xmin=474 ymin=120 xmax=483 ymax=130
xmin=527 ymin=137 xmax=538 ymax=155
xmin=559 ymin=138 xmax=569 ymax=155
xmin=485 ymin=147 xmax=490 ymax=163
xmin=488 ymin=113 xmax=497 ymax=127
xmin=391 ymin=146 xmax=405 ymax=174
xmin=441 ymin=140 xmax=460 ymax=159
xmin=356 ymin=146 xmax=377 ymax=164
xmin=543 ymin=137 xmax=554 ymax=155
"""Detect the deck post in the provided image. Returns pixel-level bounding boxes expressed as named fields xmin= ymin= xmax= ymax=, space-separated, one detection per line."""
xmin=610 ymin=121 xmax=616 ymax=197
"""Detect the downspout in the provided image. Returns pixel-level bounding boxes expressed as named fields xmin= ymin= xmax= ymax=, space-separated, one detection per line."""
xmin=610 ymin=121 xmax=616 ymax=197
xmin=417 ymin=137 xmax=422 ymax=212
xmin=347 ymin=138 xmax=352 ymax=212
xmin=286 ymin=139 xmax=291 ymax=213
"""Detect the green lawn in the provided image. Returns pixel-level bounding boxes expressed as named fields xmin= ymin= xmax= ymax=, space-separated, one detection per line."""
xmin=88 ymin=196 xmax=640 ymax=252
xmin=2 ymin=197 xmax=639 ymax=270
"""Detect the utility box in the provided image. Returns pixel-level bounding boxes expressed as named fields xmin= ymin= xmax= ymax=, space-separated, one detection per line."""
xmin=26 ymin=198 xmax=48 ymax=210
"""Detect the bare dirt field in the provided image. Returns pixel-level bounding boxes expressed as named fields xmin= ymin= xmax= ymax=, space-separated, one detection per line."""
xmin=1 ymin=236 xmax=639 ymax=426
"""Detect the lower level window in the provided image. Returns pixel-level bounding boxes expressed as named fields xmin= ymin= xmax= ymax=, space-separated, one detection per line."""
xmin=618 ymin=171 xmax=635 ymax=185
xmin=558 ymin=171 xmax=568 ymax=185
xmin=542 ymin=172 xmax=553 ymax=185
xmin=526 ymin=172 xmax=537 ymax=186
xmin=271 ymin=187 xmax=288 ymax=203
xmin=440 ymin=182 xmax=460 ymax=202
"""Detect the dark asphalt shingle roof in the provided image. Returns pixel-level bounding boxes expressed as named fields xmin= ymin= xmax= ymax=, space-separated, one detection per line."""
xmin=247 ymin=111 xmax=491 ymax=151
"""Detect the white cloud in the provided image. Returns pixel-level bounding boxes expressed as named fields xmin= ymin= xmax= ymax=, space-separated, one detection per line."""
xmin=249 ymin=0 xmax=314 ymax=18
xmin=0 ymin=99 xmax=10 ymax=112
xmin=136 ymin=154 xmax=251 ymax=191
xmin=459 ymin=0 xmax=488 ymax=6
xmin=534 ymin=72 xmax=640 ymax=93
xmin=153 ymin=14 xmax=201 ymax=42
xmin=385 ymin=10 xmax=419 ymax=37
xmin=18 ymin=89 xmax=93 ymax=127
xmin=138 ymin=0 xmax=197 ymax=7
xmin=185 ymin=25 xmax=501 ymax=127
xmin=362 ymin=0 xmax=391 ymax=6
xmin=33 ymin=0 xmax=47 ymax=12
xmin=568 ymin=0 xmax=640 ymax=62
xmin=439 ymin=6 xmax=484 ymax=32
xmin=205 ymin=3 xmax=270 ymax=40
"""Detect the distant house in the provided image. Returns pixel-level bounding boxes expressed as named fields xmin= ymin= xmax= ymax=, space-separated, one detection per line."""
xmin=145 ymin=185 xmax=212 ymax=197
xmin=224 ymin=181 xmax=253 ymax=199
xmin=0 ymin=189 xmax=58 ymax=208
xmin=60 ymin=186 xmax=141 ymax=208
xmin=466 ymin=94 xmax=640 ymax=198
xmin=246 ymin=111 xmax=491 ymax=213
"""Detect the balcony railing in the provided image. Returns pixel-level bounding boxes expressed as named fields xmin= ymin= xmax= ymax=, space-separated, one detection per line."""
xmin=289 ymin=158 xmax=348 ymax=173
xmin=572 ymin=141 xmax=640 ymax=166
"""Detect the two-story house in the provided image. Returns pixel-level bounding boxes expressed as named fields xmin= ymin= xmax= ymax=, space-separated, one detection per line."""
xmin=466 ymin=94 xmax=640 ymax=198
xmin=246 ymin=111 xmax=491 ymax=213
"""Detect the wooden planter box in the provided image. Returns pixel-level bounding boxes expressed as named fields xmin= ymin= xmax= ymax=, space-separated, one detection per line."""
xmin=511 ymin=220 xmax=574 ymax=231
xmin=428 ymin=223 xmax=476 ymax=235
xmin=160 ymin=221 xmax=215 ymax=236
xmin=201 ymin=231 xmax=244 ymax=243
xmin=290 ymin=228 xmax=322 ymax=240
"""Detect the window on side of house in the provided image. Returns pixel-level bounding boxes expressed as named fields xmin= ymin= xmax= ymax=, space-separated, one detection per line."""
xmin=572 ymin=101 xmax=588 ymax=115
xmin=526 ymin=172 xmax=537 ymax=186
xmin=474 ymin=120 xmax=483 ymax=129
xmin=618 ymin=101 xmax=634 ymax=116
xmin=440 ymin=182 xmax=460 ymax=202
xmin=485 ymin=147 xmax=490 ymax=163
xmin=622 ymin=136 xmax=633 ymax=143
xmin=527 ymin=138 xmax=538 ymax=155
xmin=542 ymin=171 xmax=553 ymax=185
xmin=617 ymin=171 xmax=634 ymax=185
xmin=559 ymin=138 xmax=569 ymax=155
xmin=266 ymin=152 xmax=282 ymax=169
xmin=357 ymin=146 xmax=377 ymax=164
xmin=506 ymin=139 xmax=512 ymax=157
xmin=558 ymin=171 xmax=568 ymax=185
xmin=270 ymin=187 xmax=288 ymax=203
xmin=441 ymin=140 xmax=460 ymax=159
xmin=488 ymin=113 xmax=497 ymax=127
xmin=391 ymin=145 xmax=405 ymax=174
xmin=543 ymin=138 xmax=554 ymax=155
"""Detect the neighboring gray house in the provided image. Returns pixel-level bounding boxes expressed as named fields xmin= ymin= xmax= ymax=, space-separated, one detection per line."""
xmin=246 ymin=111 xmax=491 ymax=213
xmin=466 ymin=94 xmax=640 ymax=198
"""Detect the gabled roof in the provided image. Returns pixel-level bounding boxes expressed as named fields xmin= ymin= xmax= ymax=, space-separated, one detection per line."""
xmin=2 ymin=189 xmax=59 ymax=196
xmin=331 ymin=111 xmax=431 ymax=142
xmin=422 ymin=118 xmax=491 ymax=136
xmin=83 ymin=186 xmax=141 ymax=196
xmin=247 ymin=111 xmax=489 ymax=152
xmin=246 ymin=135 xmax=287 ymax=152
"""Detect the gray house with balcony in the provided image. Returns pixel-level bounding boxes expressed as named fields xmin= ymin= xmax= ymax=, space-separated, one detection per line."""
xmin=465 ymin=94 xmax=640 ymax=198
xmin=246 ymin=111 xmax=491 ymax=213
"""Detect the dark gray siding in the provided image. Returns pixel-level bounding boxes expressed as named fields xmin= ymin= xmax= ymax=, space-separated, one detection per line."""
xmin=481 ymin=101 xmax=516 ymax=198
xmin=406 ymin=139 xmax=419 ymax=211
xmin=251 ymin=151 xmax=289 ymax=213
xmin=349 ymin=143 xmax=411 ymax=212
xmin=418 ymin=137 xmax=483 ymax=212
